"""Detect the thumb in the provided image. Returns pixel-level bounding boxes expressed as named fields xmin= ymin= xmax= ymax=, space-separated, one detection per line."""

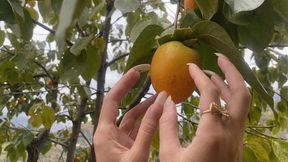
xmin=131 ymin=91 xmax=167 ymax=159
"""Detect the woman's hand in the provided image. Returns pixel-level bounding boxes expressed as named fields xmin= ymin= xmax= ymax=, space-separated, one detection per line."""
xmin=159 ymin=54 xmax=251 ymax=162
xmin=93 ymin=66 xmax=167 ymax=162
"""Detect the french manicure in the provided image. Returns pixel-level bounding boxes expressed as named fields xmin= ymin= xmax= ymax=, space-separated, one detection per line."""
xmin=155 ymin=91 xmax=168 ymax=106
xmin=187 ymin=63 xmax=198 ymax=68
xmin=202 ymin=70 xmax=216 ymax=76
xmin=132 ymin=64 xmax=151 ymax=73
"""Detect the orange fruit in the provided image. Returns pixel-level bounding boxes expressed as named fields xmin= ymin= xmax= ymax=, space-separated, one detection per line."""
xmin=151 ymin=41 xmax=200 ymax=104
xmin=184 ymin=0 xmax=197 ymax=11
xmin=48 ymin=79 xmax=53 ymax=87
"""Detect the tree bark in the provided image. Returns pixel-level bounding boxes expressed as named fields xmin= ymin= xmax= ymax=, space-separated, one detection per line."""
xmin=27 ymin=79 xmax=58 ymax=162
xmin=66 ymin=97 xmax=88 ymax=162
xmin=88 ymin=1 xmax=114 ymax=162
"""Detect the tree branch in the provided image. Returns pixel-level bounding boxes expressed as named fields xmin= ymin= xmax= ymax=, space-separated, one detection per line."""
xmin=33 ymin=60 xmax=53 ymax=80
xmin=32 ymin=19 xmax=73 ymax=46
xmin=173 ymin=0 xmax=181 ymax=30
xmin=106 ymin=53 xmax=130 ymax=67
xmin=80 ymin=130 xmax=92 ymax=147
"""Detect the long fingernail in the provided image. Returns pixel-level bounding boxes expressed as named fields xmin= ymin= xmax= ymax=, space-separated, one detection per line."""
xmin=214 ymin=53 xmax=229 ymax=60
xmin=165 ymin=96 xmax=174 ymax=107
xmin=202 ymin=70 xmax=216 ymax=76
xmin=187 ymin=63 xmax=198 ymax=68
xmin=155 ymin=91 xmax=168 ymax=106
xmin=132 ymin=64 xmax=151 ymax=73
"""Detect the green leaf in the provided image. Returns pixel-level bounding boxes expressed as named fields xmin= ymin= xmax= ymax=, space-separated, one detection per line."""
xmin=0 ymin=0 xmax=16 ymax=24
xmin=130 ymin=19 xmax=159 ymax=44
xmin=247 ymin=139 xmax=270 ymax=162
xmin=190 ymin=20 xmax=274 ymax=108
xmin=243 ymin=146 xmax=259 ymax=162
xmin=82 ymin=40 xmax=103 ymax=80
xmin=180 ymin=11 xmax=201 ymax=28
xmin=272 ymin=141 xmax=288 ymax=162
xmin=56 ymin=0 xmax=89 ymax=52
xmin=59 ymin=49 xmax=86 ymax=81
xmin=41 ymin=106 xmax=55 ymax=128
xmin=38 ymin=0 xmax=54 ymax=22
xmin=28 ymin=115 xmax=42 ymax=128
xmin=224 ymin=0 xmax=264 ymax=13
xmin=39 ymin=140 xmax=52 ymax=155
xmin=237 ymin=1 xmax=274 ymax=52
xmin=22 ymin=132 xmax=34 ymax=147
xmin=114 ymin=0 xmax=140 ymax=13
xmin=0 ymin=30 xmax=5 ymax=46
xmin=272 ymin=0 xmax=288 ymax=22
xmin=70 ymin=35 xmax=94 ymax=56
xmin=195 ymin=0 xmax=218 ymax=20
xmin=248 ymin=106 xmax=262 ymax=124
xmin=125 ymin=24 xmax=164 ymax=71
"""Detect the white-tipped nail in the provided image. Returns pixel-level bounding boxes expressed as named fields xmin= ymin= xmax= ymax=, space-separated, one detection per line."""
xmin=202 ymin=70 xmax=216 ymax=76
xmin=132 ymin=64 xmax=151 ymax=73
xmin=187 ymin=63 xmax=197 ymax=67
xmin=155 ymin=91 xmax=168 ymax=106
xmin=214 ymin=52 xmax=225 ymax=57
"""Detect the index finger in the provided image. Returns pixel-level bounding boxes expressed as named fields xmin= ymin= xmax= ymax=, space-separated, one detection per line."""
xmin=99 ymin=65 xmax=150 ymax=125
xmin=216 ymin=53 xmax=246 ymax=91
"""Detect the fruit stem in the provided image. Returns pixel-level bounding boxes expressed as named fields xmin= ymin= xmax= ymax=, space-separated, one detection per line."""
xmin=173 ymin=0 xmax=181 ymax=31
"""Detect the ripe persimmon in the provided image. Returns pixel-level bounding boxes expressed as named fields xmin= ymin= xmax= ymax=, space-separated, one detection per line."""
xmin=150 ymin=41 xmax=200 ymax=103
xmin=184 ymin=0 xmax=197 ymax=11
xmin=48 ymin=79 xmax=53 ymax=87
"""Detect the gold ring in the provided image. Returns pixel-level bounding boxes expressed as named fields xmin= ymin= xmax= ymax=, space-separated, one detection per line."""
xmin=201 ymin=102 xmax=230 ymax=119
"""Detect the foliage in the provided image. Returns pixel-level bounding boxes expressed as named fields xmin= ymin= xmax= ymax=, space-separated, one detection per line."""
xmin=0 ymin=0 xmax=287 ymax=162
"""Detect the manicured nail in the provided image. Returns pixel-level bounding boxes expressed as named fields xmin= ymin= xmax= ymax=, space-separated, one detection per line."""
xmin=132 ymin=64 xmax=151 ymax=73
xmin=165 ymin=96 xmax=174 ymax=107
xmin=187 ymin=63 xmax=198 ymax=68
xmin=214 ymin=52 xmax=225 ymax=57
xmin=202 ymin=70 xmax=216 ymax=76
xmin=155 ymin=91 xmax=168 ymax=106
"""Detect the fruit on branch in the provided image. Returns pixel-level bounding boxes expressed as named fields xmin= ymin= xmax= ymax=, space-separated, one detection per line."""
xmin=151 ymin=41 xmax=200 ymax=103
xmin=184 ymin=0 xmax=197 ymax=11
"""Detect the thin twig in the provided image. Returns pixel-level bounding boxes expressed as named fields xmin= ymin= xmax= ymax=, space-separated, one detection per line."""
xmin=177 ymin=113 xmax=199 ymax=126
xmin=33 ymin=60 xmax=53 ymax=80
xmin=32 ymin=19 xmax=73 ymax=46
xmin=80 ymin=130 xmax=92 ymax=147
xmin=173 ymin=0 xmax=181 ymax=30
xmin=106 ymin=53 xmax=130 ymax=67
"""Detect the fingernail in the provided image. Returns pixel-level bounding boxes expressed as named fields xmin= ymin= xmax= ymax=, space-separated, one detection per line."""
xmin=165 ymin=96 xmax=174 ymax=107
xmin=132 ymin=64 xmax=151 ymax=73
xmin=155 ymin=91 xmax=168 ymax=106
xmin=187 ymin=63 xmax=198 ymax=68
xmin=214 ymin=53 xmax=229 ymax=60
xmin=214 ymin=52 xmax=224 ymax=57
xmin=202 ymin=70 xmax=216 ymax=76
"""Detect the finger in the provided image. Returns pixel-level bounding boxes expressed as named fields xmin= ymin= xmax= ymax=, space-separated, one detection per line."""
xmin=119 ymin=95 xmax=156 ymax=134
xmin=188 ymin=64 xmax=221 ymax=113
xmin=216 ymin=53 xmax=246 ymax=92
xmin=131 ymin=91 xmax=167 ymax=158
xmin=188 ymin=64 xmax=222 ymax=133
xmin=210 ymin=73 xmax=231 ymax=101
xmin=99 ymin=64 xmax=150 ymax=125
xmin=216 ymin=54 xmax=251 ymax=121
xmin=159 ymin=96 xmax=180 ymax=155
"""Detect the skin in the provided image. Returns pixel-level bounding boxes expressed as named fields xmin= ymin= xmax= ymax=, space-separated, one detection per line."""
xmin=93 ymin=68 xmax=168 ymax=162
xmin=159 ymin=54 xmax=251 ymax=162
xmin=94 ymin=54 xmax=251 ymax=162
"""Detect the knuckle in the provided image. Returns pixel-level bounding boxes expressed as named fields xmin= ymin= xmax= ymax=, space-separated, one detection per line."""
xmin=204 ymin=84 xmax=220 ymax=96
xmin=140 ymin=120 xmax=156 ymax=136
